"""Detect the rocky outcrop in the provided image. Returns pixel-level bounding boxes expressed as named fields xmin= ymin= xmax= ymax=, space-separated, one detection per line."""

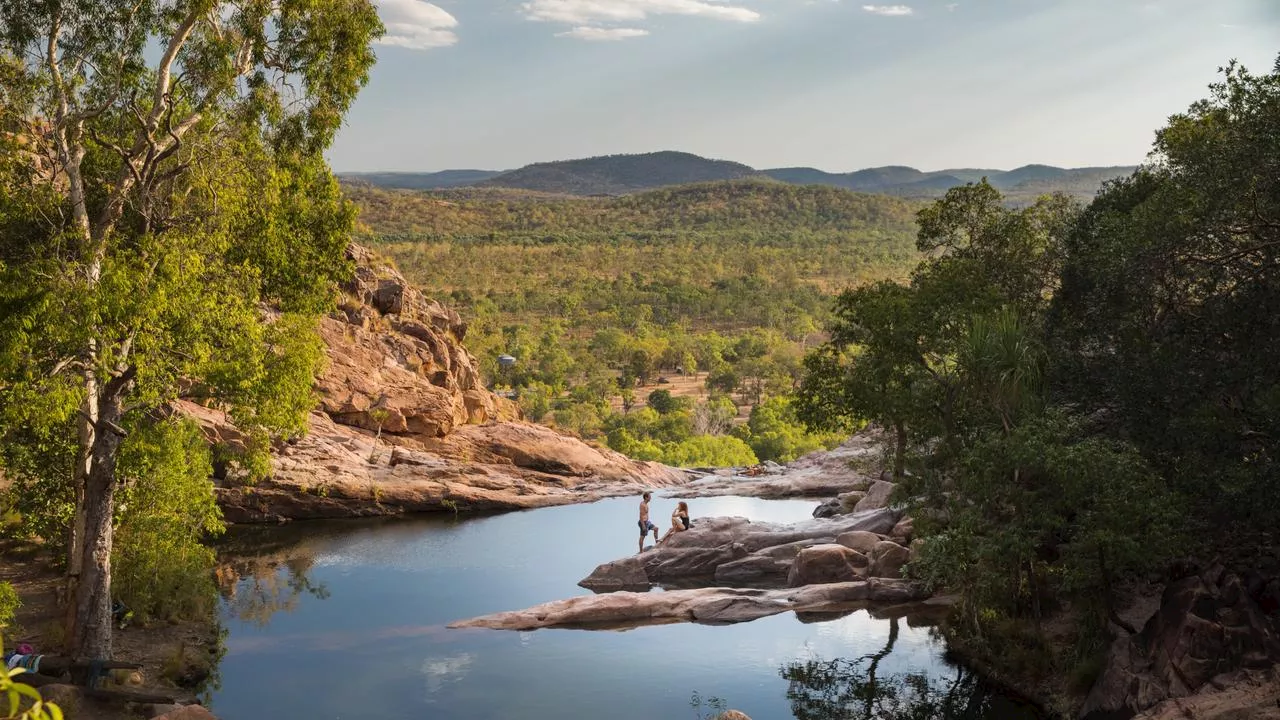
xmin=448 ymin=578 xmax=929 ymax=631
xmin=669 ymin=434 xmax=883 ymax=499
xmin=1133 ymin=668 xmax=1280 ymax=719
xmin=579 ymin=508 xmax=901 ymax=590
xmin=1082 ymin=564 xmax=1280 ymax=719
xmin=192 ymin=245 xmax=685 ymax=522
xmin=787 ymin=544 xmax=868 ymax=587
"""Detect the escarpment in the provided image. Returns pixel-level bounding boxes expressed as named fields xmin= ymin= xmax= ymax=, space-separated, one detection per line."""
xmin=191 ymin=244 xmax=685 ymax=523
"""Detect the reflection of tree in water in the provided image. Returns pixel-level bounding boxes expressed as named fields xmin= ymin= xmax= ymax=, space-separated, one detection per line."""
xmin=216 ymin=554 xmax=331 ymax=627
xmin=781 ymin=618 xmax=1031 ymax=720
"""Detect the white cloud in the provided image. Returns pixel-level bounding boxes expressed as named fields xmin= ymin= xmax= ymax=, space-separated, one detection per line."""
xmin=861 ymin=4 xmax=914 ymax=16
xmin=556 ymin=26 xmax=652 ymax=40
xmin=376 ymin=0 xmax=459 ymax=50
xmin=521 ymin=0 xmax=761 ymax=25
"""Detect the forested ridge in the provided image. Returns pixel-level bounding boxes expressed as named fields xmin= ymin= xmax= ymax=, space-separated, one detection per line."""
xmin=342 ymin=152 xmax=1135 ymax=203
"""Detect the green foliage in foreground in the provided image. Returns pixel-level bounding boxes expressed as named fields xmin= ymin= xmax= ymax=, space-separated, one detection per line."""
xmin=0 ymin=0 xmax=381 ymax=657
xmin=799 ymin=55 xmax=1280 ymax=700
xmin=0 ymin=582 xmax=17 ymax=634
xmin=113 ymin=420 xmax=225 ymax=623
xmin=0 ymin=667 xmax=63 ymax=720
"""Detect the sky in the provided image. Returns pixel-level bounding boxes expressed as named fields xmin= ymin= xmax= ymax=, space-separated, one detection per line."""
xmin=327 ymin=0 xmax=1280 ymax=173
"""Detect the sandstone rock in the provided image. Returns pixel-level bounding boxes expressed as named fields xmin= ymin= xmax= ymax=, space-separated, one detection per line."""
xmin=1082 ymin=564 xmax=1280 ymax=718
xmin=36 ymin=685 xmax=82 ymax=713
xmin=787 ymin=544 xmax=868 ymax=587
xmin=153 ymin=706 xmax=219 ymax=720
xmin=889 ymin=517 xmax=914 ymax=544
xmin=812 ymin=497 xmax=842 ymax=518
xmin=853 ymin=480 xmax=896 ymax=513
xmin=836 ymin=530 xmax=886 ymax=554
xmin=813 ymin=491 xmax=868 ymax=518
xmin=870 ymin=540 xmax=911 ymax=579
xmin=449 ymin=578 xmax=929 ymax=631
xmin=716 ymin=540 xmax=823 ymax=585
xmin=205 ymin=408 xmax=686 ymax=522
xmin=715 ymin=712 xmax=753 ymax=720
xmin=575 ymin=555 xmax=651 ymax=591
xmin=579 ymin=508 xmax=900 ymax=590
xmin=1134 ymin=668 xmax=1280 ymax=720
xmin=668 ymin=433 xmax=882 ymax=500
xmin=183 ymin=245 xmax=690 ymax=522
xmin=839 ymin=491 xmax=867 ymax=513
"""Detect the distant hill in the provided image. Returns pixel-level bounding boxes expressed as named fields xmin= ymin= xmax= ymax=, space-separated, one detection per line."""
xmin=765 ymin=163 xmax=1135 ymax=202
xmin=340 ymin=170 xmax=502 ymax=190
xmin=342 ymin=151 xmax=1137 ymax=201
xmin=476 ymin=151 xmax=764 ymax=195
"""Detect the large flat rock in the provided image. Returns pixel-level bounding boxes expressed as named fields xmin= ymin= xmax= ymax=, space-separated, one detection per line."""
xmin=579 ymin=507 xmax=900 ymax=590
xmin=668 ymin=433 xmax=882 ymax=500
xmin=448 ymin=579 xmax=929 ymax=631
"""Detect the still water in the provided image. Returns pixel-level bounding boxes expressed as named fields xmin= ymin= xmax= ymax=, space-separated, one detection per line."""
xmin=209 ymin=495 xmax=1041 ymax=719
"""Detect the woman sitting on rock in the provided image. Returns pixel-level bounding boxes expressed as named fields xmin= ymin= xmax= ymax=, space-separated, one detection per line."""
xmin=659 ymin=501 xmax=691 ymax=544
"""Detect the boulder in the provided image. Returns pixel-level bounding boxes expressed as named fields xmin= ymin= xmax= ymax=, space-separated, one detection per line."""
xmin=812 ymin=498 xmax=842 ymax=519
xmin=813 ymin=491 xmax=868 ymax=518
xmin=1082 ymin=564 xmax=1280 ymax=718
xmin=36 ymin=685 xmax=83 ymax=714
xmin=889 ymin=517 xmax=914 ymax=544
xmin=870 ymin=540 xmax=911 ymax=579
xmin=853 ymin=480 xmax=896 ymax=513
xmin=787 ymin=544 xmax=869 ymax=587
xmin=836 ymin=530 xmax=886 ymax=555
xmin=450 ymin=578 xmax=930 ymax=631
xmin=574 ymin=554 xmax=650 ymax=591
xmin=716 ymin=540 xmax=824 ymax=584
xmin=715 ymin=713 xmax=753 ymax=720
xmin=839 ymin=491 xmax=867 ymax=513
xmin=580 ymin=508 xmax=901 ymax=590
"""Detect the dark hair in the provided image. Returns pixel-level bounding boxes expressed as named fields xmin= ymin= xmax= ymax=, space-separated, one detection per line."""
xmin=677 ymin=501 xmax=688 ymax=512
xmin=642 ymin=491 xmax=651 ymax=500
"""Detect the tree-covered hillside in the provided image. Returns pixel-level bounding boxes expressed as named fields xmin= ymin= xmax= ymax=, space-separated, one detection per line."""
xmin=346 ymin=180 xmax=921 ymax=466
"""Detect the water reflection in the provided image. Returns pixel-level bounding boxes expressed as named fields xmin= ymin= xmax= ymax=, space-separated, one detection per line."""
xmin=780 ymin=618 xmax=1041 ymax=719
xmin=215 ymin=526 xmax=334 ymax=627
xmin=207 ymin=498 xmax=1034 ymax=720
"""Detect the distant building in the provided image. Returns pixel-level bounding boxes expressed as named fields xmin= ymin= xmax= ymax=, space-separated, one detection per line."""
xmin=497 ymin=354 xmax=517 ymax=371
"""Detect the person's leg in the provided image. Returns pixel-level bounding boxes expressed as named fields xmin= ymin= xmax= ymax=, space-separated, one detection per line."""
xmin=651 ymin=524 xmax=659 ymax=545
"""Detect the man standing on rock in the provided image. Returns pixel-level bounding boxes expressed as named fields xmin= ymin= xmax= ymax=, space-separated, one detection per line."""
xmin=639 ymin=491 xmax=659 ymax=552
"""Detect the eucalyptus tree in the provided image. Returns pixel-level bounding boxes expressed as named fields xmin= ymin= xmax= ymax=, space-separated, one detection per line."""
xmin=0 ymin=0 xmax=382 ymax=659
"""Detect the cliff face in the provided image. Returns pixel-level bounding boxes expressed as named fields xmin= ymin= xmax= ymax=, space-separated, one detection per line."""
xmin=198 ymin=245 xmax=685 ymax=523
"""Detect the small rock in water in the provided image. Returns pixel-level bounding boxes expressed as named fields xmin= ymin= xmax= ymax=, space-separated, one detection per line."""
xmin=812 ymin=497 xmax=843 ymax=518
